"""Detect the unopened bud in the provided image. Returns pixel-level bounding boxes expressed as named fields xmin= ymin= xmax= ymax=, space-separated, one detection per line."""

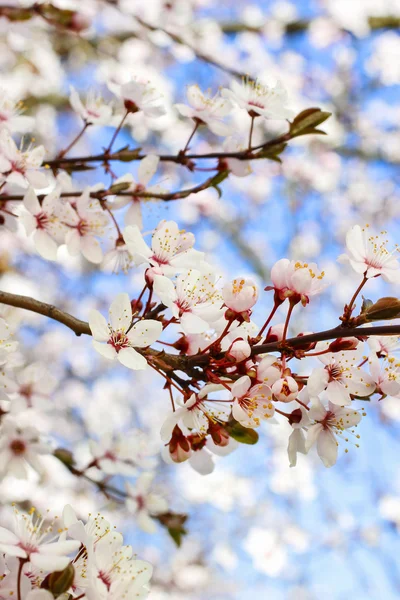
xmin=226 ymin=339 xmax=251 ymax=362
xmin=54 ymin=448 xmax=75 ymax=467
xmin=329 ymin=337 xmax=359 ymax=352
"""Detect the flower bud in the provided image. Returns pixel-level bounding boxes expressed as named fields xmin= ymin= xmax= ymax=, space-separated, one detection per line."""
xmin=354 ymin=297 xmax=400 ymax=325
xmin=328 ymin=337 xmax=359 ymax=353
xmin=265 ymin=323 xmax=284 ymax=343
xmin=223 ymin=278 xmax=258 ymax=313
xmin=169 ymin=426 xmax=191 ymax=463
xmin=226 ymin=339 xmax=251 ymax=362
xmin=272 ymin=376 xmax=298 ymax=403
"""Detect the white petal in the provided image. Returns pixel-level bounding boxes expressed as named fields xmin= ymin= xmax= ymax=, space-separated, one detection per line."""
xmin=89 ymin=310 xmax=109 ymax=341
xmin=33 ymin=230 xmax=58 ymax=261
xmin=317 ymin=429 xmax=338 ymax=467
xmin=109 ymin=293 xmax=132 ymax=331
xmin=117 ymin=347 xmax=147 ymax=370
xmin=138 ymin=154 xmax=159 ymax=186
xmin=92 ymin=340 xmax=116 ymax=360
xmin=127 ymin=319 xmax=162 ymax=347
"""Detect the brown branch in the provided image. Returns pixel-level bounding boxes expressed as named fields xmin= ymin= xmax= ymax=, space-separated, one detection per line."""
xmin=2 ymin=290 xmax=400 ymax=373
xmin=0 ymin=290 xmax=91 ymax=336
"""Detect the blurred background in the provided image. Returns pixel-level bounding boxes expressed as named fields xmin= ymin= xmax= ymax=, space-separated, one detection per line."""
xmin=1 ymin=0 xmax=400 ymax=598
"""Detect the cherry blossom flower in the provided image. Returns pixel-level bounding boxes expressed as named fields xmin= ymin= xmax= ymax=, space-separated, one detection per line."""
xmin=110 ymin=78 xmax=166 ymax=118
xmin=223 ymin=338 xmax=251 ymax=362
xmin=160 ymin=386 xmax=230 ymax=442
xmin=63 ymin=507 xmax=153 ymax=599
xmin=153 ymin=269 xmax=224 ymax=334
xmin=124 ymin=220 xmax=208 ymax=278
xmin=0 ymin=198 xmax=18 ymax=232
xmin=231 ymin=375 xmax=275 ymax=428
xmin=307 ymin=346 xmax=375 ymax=405
xmin=20 ymin=187 xmax=68 ymax=261
xmin=89 ymin=293 xmax=162 ymax=370
xmin=222 ymin=277 xmax=258 ymax=314
xmin=0 ymin=507 xmax=80 ymax=571
xmin=69 ymin=86 xmax=113 ymax=125
xmin=256 ymin=355 xmax=282 ymax=386
xmin=0 ymin=131 xmax=48 ymax=189
xmin=221 ymin=77 xmax=294 ymax=120
xmin=305 ymin=397 xmax=362 ymax=467
xmin=126 ymin=472 xmax=168 ymax=533
xmin=219 ymin=137 xmax=252 ymax=177
xmin=0 ymin=417 xmax=52 ymax=479
xmin=110 ymin=155 xmax=164 ymax=229
xmin=338 ymin=224 xmax=400 ymax=282
xmin=0 ymin=318 xmax=18 ymax=364
xmin=268 ymin=258 xmax=326 ymax=306
xmin=175 ymin=85 xmax=232 ymax=136
xmin=0 ymin=90 xmax=34 ymax=133
xmin=368 ymin=335 xmax=400 ymax=357
xmin=89 ymin=429 xmax=157 ymax=476
xmin=369 ymin=355 xmax=400 ymax=397
xmin=59 ymin=189 xmax=109 ymax=264
xmin=272 ymin=375 xmax=299 ymax=403
xmin=0 ymin=362 xmax=57 ymax=411
xmin=287 ymin=405 xmax=311 ymax=467
xmin=102 ymin=242 xmax=133 ymax=274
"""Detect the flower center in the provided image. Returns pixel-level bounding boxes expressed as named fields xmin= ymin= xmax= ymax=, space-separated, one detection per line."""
xmin=107 ymin=331 xmax=130 ymax=353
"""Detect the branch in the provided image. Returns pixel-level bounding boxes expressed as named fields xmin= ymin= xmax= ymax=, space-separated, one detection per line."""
xmin=0 ymin=290 xmax=91 ymax=336
xmin=2 ymin=290 xmax=400 ymax=372
xmin=252 ymin=325 xmax=400 ymax=356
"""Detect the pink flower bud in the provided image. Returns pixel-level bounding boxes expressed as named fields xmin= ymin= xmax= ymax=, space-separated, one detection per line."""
xmin=222 ymin=278 xmax=258 ymax=313
xmin=272 ymin=376 xmax=299 ymax=403
xmin=227 ymin=339 xmax=251 ymax=362
xmin=265 ymin=323 xmax=285 ymax=342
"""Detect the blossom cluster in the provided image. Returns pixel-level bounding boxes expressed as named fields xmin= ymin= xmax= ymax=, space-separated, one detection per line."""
xmin=0 ymin=504 xmax=152 ymax=599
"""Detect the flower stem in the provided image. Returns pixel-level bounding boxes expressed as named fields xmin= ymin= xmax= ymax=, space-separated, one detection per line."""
xmin=345 ymin=274 xmax=368 ymax=320
xmin=182 ymin=120 xmax=200 ymax=154
xmin=248 ymin=115 xmax=255 ymax=150
xmin=106 ymin=110 xmax=129 ymax=154
xmin=57 ymin=122 xmax=90 ymax=159
xmin=258 ymin=302 xmax=279 ymax=338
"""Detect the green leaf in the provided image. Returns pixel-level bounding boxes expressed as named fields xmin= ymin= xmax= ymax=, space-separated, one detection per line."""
xmin=226 ymin=420 xmax=259 ymax=445
xmin=155 ymin=512 xmax=188 ymax=547
xmin=289 ymin=108 xmax=331 ymax=137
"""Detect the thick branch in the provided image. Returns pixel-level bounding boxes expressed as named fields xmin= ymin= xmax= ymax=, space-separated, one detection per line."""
xmin=0 ymin=290 xmax=91 ymax=336
xmin=2 ymin=290 xmax=400 ymax=373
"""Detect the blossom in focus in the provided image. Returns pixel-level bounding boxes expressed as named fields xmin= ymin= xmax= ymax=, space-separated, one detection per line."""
xmin=89 ymin=292 xmax=162 ymax=370
xmin=175 ymin=84 xmax=232 ymax=136
xmin=231 ymin=375 xmax=275 ymax=428
xmin=0 ymin=90 xmax=35 ymax=133
xmin=20 ymin=187 xmax=68 ymax=261
xmin=124 ymin=220 xmax=207 ymax=278
xmin=268 ymin=258 xmax=326 ymax=306
xmin=288 ymin=404 xmax=311 ymax=467
xmin=0 ymin=417 xmax=52 ymax=479
xmin=222 ymin=277 xmax=258 ymax=314
xmin=369 ymin=355 xmax=400 ymax=397
xmin=153 ymin=269 xmax=224 ymax=334
xmin=0 ymin=131 xmax=48 ymax=189
xmin=111 ymin=155 xmax=164 ymax=230
xmin=307 ymin=346 xmax=375 ymax=405
xmin=69 ymin=86 xmax=113 ymax=125
xmin=338 ymin=224 xmax=400 ymax=282
xmin=126 ymin=472 xmax=168 ymax=533
xmin=272 ymin=375 xmax=299 ymax=403
xmin=161 ymin=386 xmax=230 ymax=442
xmin=305 ymin=397 xmax=362 ymax=467
xmin=59 ymin=189 xmax=109 ymax=263
xmin=256 ymin=355 xmax=282 ymax=386
xmin=221 ymin=77 xmax=294 ymax=120
xmin=110 ymin=78 xmax=166 ymax=118
xmin=0 ymin=507 xmax=80 ymax=571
